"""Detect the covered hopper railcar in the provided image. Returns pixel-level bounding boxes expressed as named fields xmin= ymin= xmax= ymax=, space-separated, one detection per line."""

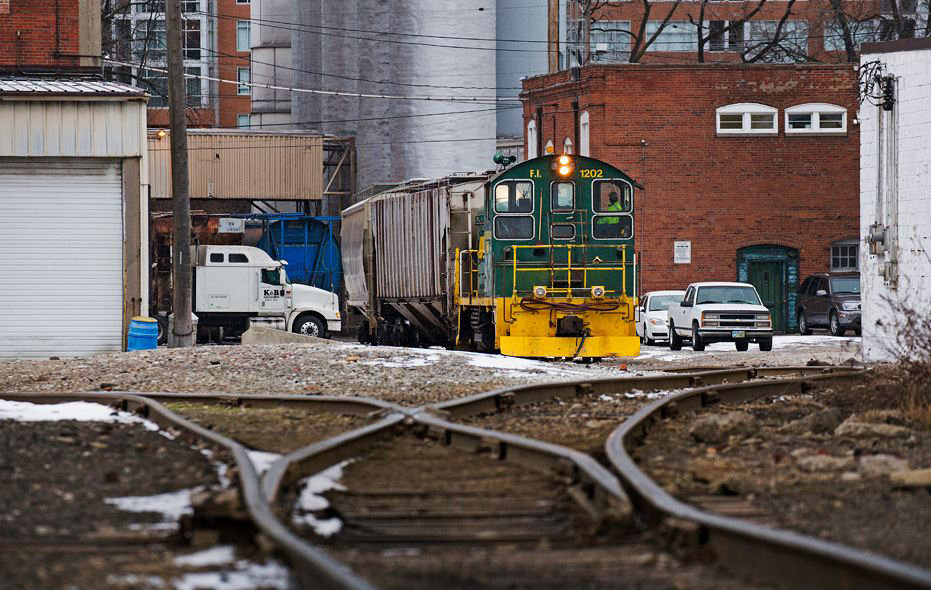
xmin=341 ymin=154 xmax=640 ymax=358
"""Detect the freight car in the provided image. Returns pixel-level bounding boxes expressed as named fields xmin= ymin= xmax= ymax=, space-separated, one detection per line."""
xmin=341 ymin=154 xmax=640 ymax=358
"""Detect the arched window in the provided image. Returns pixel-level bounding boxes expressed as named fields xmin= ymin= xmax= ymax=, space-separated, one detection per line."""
xmin=527 ymin=119 xmax=538 ymax=159
xmin=786 ymin=103 xmax=847 ymax=134
xmin=563 ymin=137 xmax=573 ymax=154
xmin=715 ymin=103 xmax=777 ymax=135
xmin=579 ymin=111 xmax=590 ymax=156
xmin=544 ymin=140 xmax=554 ymax=155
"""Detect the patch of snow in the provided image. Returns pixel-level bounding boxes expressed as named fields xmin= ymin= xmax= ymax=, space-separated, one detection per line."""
xmin=0 ymin=399 xmax=160 ymax=431
xmin=105 ymin=489 xmax=194 ymax=523
xmin=106 ymin=574 xmax=165 ymax=588
xmin=173 ymin=560 xmax=290 ymax=590
xmin=361 ymin=354 xmax=440 ymax=368
xmin=292 ymin=460 xmax=352 ymax=538
xmin=624 ymin=389 xmax=681 ymax=400
xmin=598 ymin=394 xmax=614 ymax=401
xmin=174 ymin=546 xmax=236 ymax=568
xmin=246 ymin=451 xmax=282 ymax=476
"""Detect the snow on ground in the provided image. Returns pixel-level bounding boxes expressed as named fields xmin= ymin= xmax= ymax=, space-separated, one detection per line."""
xmin=637 ymin=335 xmax=860 ymax=362
xmin=246 ymin=450 xmax=283 ymax=476
xmin=174 ymin=546 xmax=237 ymax=568
xmin=0 ymin=399 xmax=162 ymax=431
xmin=173 ymin=560 xmax=290 ymax=590
xmin=104 ymin=489 xmax=195 ymax=532
xmin=292 ymin=460 xmax=352 ymax=537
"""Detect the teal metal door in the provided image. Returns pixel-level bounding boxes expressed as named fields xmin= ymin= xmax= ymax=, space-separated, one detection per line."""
xmin=749 ymin=261 xmax=786 ymax=332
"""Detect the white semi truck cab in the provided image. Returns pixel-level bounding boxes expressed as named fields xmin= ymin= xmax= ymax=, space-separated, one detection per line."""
xmin=191 ymin=245 xmax=341 ymax=341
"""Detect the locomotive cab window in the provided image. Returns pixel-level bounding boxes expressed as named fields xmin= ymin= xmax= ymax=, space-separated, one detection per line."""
xmin=494 ymin=181 xmax=534 ymax=213
xmin=593 ymin=214 xmax=633 ymax=240
xmin=552 ymin=182 xmax=574 ymax=211
xmin=593 ymin=180 xmax=632 ymax=213
xmin=494 ymin=216 xmax=534 ymax=240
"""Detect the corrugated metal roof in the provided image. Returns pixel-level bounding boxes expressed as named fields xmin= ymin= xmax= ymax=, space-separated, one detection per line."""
xmin=0 ymin=78 xmax=145 ymax=97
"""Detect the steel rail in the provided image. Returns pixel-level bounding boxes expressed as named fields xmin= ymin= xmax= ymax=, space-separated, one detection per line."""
xmin=431 ymin=365 xmax=858 ymax=418
xmin=604 ymin=372 xmax=931 ymax=590
xmin=0 ymin=391 xmax=376 ymax=590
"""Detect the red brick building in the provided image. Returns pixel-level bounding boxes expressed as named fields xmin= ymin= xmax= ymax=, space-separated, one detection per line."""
xmin=522 ymin=64 xmax=859 ymax=332
xmin=0 ymin=0 xmax=100 ymax=71
xmin=559 ymin=0 xmax=891 ymax=68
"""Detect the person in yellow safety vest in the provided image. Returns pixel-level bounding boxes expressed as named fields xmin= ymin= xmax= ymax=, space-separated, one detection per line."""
xmin=597 ymin=192 xmax=624 ymax=223
xmin=595 ymin=192 xmax=631 ymax=238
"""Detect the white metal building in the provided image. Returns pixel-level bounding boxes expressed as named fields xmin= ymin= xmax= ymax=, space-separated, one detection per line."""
xmin=859 ymin=39 xmax=931 ymax=361
xmin=0 ymin=79 xmax=149 ymax=359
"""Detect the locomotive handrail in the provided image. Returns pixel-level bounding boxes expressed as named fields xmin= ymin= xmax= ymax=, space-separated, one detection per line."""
xmin=509 ymin=243 xmax=629 ymax=298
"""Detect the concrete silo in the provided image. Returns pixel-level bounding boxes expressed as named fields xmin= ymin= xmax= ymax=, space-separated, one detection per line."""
xmin=292 ymin=0 xmax=498 ymax=190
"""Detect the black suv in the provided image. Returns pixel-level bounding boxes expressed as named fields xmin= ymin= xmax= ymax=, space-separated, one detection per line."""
xmin=797 ymin=273 xmax=861 ymax=336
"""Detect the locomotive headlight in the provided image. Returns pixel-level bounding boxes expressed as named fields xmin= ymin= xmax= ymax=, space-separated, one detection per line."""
xmin=558 ymin=165 xmax=571 ymax=176
xmin=533 ymin=285 xmax=547 ymax=299
xmin=590 ymin=285 xmax=605 ymax=299
xmin=558 ymin=155 xmax=571 ymax=166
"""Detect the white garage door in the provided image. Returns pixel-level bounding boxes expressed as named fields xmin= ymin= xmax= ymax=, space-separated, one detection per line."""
xmin=0 ymin=159 xmax=123 ymax=359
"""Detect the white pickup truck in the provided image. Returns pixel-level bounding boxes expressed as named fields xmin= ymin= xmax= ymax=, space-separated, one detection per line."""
xmin=666 ymin=282 xmax=773 ymax=352
xmin=187 ymin=245 xmax=341 ymax=342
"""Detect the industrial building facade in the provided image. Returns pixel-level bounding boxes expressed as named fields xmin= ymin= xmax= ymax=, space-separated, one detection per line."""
xmin=0 ymin=1 xmax=150 ymax=359
xmin=521 ymin=63 xmax=860 ymax=333
xmin=859 ymin=38 xmax=931 ymax=361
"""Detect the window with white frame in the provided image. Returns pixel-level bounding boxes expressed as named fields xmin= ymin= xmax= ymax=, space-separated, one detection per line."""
xmin=563 ymin=137 xmax=573 ymax=154
xmin=544 ymin=139 xmax=554 ymax=155
xmin=831 ymin=239 xmax=859 ymax=271
xmin=579 ymin=111 xmax=590 ymax=156
xmin=715 ymin=103 xmax=777 ymax=135
xmin=590 ymin=20 xmax=631 ymax=63
xmin=237 ymin=114 xmax=251 ymax=128
xmin=645 ymin=21 xmax=696 ymax=52
xmin=527 ymin=120 xmax=538 ymax=159
xmin=785 ymin=103 xmax=847 ymax=134
xmin=237 ymin=67 xmax=251 ymax=95
xmin=236 ymin=20 xmax=251 ymax=52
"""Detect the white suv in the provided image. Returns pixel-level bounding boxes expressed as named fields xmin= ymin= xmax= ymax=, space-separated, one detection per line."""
xmin=666 ymin=282 xmax=773 ymax=352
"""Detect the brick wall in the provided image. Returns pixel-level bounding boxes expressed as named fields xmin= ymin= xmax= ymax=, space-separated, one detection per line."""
xmin=522 ymin=64 xmax=859 ymax=298
xmin=859 ymin=42 xmax=931 ymax=361
xmin=216 ymin=0 xmax=251 ymax=128
xmin=0 ymin=0 xmax=80 ymax=69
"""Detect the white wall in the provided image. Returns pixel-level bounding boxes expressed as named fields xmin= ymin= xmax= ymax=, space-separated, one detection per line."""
xmin=860 ymin=45 xmax=931 ymax=361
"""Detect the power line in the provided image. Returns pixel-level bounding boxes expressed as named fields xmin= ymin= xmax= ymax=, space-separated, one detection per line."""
xmin=147 ymin=136 xmax=505 ymax=151
xmin=199 ymin=46 xmax=522 ymax=92
xmin=199 ymin=11 xmax=554 ymax=54
xmin=106 ymin=59 xmax=519 ymax=103
xmin=204 ymin=11 xmax=551 ymax=46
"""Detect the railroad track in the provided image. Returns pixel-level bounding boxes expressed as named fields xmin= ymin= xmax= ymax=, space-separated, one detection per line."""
xmin=4 ymin=365 xmax=930 ymax=589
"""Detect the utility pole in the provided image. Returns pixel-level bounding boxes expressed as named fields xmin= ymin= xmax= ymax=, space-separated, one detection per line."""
xmin=166 ymin=0 xmax=194 ymax=347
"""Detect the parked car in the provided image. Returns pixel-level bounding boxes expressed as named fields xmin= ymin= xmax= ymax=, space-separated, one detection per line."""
xmin=667 ymin=282 xmax=773 ymax=352
xmin=797 ymin=273 xmax=861 ymax=336
xmin=636 ymin=290 xmax=686 ymax=345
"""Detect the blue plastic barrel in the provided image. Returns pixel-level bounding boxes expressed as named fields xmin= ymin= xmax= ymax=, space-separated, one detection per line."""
xmin=128 ymin=316 xmax=159 ymax=351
